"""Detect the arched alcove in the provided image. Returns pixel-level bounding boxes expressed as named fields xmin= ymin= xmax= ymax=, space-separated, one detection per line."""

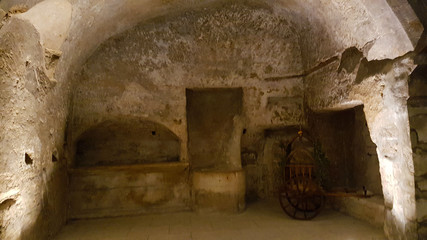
xmin=75 ymin=120 xmax=180 ymax=167
xmin=0 ymin=0 xmax=423 ymax=239
xmin=68 ymin=119 xmax=188 ymax=219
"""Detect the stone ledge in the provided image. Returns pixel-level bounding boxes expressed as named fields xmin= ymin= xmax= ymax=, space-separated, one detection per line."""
xmin=328 ymin=195 xmax=384 ymax=227
xmin=68 ymin=162 xmax=191 ymax=219
xmin=192 ymin=170 xmax=246 ymax=213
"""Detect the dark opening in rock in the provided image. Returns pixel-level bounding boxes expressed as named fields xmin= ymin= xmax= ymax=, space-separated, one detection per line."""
xmin=25 ymin=153 xmax=33 ymax=165
xmin=52 ymin=154 xmax=58 ymax=162
xmin=0 ymin=199 xmax=16 ymax=211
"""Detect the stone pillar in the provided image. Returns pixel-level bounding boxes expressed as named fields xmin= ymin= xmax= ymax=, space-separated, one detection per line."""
xmin=358 ymin=58 xmax=417 ymax=239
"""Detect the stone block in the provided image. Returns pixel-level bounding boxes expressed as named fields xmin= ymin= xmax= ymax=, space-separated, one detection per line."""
xmin=68 ymin=162 xmax=191 ymax=219
xmin=417 ymin=178 xmax=427 ymax=192
xmin=417 ymin=198 xmax=427 ymax=222
xmin=414 ymin=148 xmax=427 ymax=177
xmin=242 ymin=151 xmax=257 ymax=166
xmin=410 ymin=114 xmax=427 ymax=143
xmin=418 ymin=224 xmax=427 ymax=239
xmin=329 ymin=196 xmax=385 ymax=227
xmin=192 ymin=170 xmax=246 ymax=213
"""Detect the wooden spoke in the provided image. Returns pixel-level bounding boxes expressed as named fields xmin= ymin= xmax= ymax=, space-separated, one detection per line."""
xmin=279 ymin=176 xmax=324 ymax=220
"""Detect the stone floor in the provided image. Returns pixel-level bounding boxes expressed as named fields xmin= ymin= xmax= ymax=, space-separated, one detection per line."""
xmin=55 ymin=200 xmax=385 ymax=240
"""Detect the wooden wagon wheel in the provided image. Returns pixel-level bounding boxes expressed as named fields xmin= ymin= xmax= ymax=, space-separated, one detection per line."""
xmin=279 ymin=175 xmax=324 ymax=220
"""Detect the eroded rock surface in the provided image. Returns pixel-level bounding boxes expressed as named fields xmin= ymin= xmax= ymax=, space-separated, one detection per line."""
xmin=0 ymin=0 xmax=425 ymax=239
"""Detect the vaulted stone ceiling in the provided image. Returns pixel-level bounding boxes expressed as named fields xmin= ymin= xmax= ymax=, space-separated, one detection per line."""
xmin=0 ymin=0 xmax=425 ymax=239
xmin=2 ymin=0 xmax=421 ymax=81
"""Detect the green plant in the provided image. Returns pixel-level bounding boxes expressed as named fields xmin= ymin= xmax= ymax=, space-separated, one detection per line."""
xmin=313 ymin=141 xmax=331 ymax=190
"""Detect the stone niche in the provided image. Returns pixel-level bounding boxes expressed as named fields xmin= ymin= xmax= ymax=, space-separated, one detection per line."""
xmin=75 ymin=120 xmax=180 ymax=167
xmin=187 ymin=88 xmax=243 ymax=171
xmin=308 ymin=105 xmax=385 ymax=226
xmin=187 ymin=88 xmax=246 ymax=213
xmin=246 ymin=126 xmax=306 ymax=200
xmin=68 ymin=119 xmax=190 ymax=219
xmin=308 ymin=106 xmax=382 ymax=194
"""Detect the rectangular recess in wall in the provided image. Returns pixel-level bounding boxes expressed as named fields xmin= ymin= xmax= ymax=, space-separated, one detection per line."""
xmin=186 ymin=88 xmax=243 ymax=170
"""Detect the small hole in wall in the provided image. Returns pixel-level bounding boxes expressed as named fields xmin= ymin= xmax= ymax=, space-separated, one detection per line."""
xmin=0 ymin=198 xmax=16 ymax=211
xmin=151 ymin=131 xmax=156 ymax=136
xmin=25 ymin=61 xmax=30 ymax=67
xmin=25 ymin=153 xmax=33 ymax=165
xmin=243 ymin=129 xmax=247 ymax=134
xmin=52 ymin=154 xmax=58 ymax=162
xmin=52 ymin=149 xmax=59 ymax=162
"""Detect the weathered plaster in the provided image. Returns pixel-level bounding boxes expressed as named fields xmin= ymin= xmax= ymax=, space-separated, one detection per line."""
xmin=71 ymin=3 xmax=306 ymax=169
xmin=0 ymin=16 xmax=68 ymax=240
xmin=0 ymin=0 xmax=424 ymax=239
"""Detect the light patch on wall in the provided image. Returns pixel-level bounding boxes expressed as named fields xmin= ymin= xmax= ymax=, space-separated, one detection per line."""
xmin=392 ymin=204 xmax=407 ymax=233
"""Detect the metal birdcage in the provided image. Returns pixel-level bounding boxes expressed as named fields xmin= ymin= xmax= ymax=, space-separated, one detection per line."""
xmin=279 ymin=130 xmax=324 ymax=220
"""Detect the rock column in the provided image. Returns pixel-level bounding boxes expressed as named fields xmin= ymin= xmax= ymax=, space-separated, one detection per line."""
xmin=354 ymin=58 xmax=417 ymax=239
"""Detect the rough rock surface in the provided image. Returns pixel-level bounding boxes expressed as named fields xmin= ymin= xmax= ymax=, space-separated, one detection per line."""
xmin=0 ymin=0 xmax=424 ymax=239
xmin=0 ymin=16 xmax=68 ymax=240
xmin=409 ymin=60 xmax=427 ymax=239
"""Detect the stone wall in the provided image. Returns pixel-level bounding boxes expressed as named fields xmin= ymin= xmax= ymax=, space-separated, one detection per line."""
xmin=242 ymin=127 xmax=299 ymax=200
xmin=308 ymin=106 xmax=382 ymax=195
xmin=187 ymin=88 xmax=243 ymax=171
xmin=68 ymin=2 xmax=306 ymax=218
xmin=408 ymin=65 xmax=427 ymax=238
xmin=351 ymin=106 xmax=383 ymax=195
xmin=0 ymin=1 xmax=72 ymax=239
xmin=70 ymin=3 xmax=305 ymax=162
xmin=75 ymin=120 xmax=180 ymax=167
xmin=0 ymin=0 xmax=424 ymax=239
xmin=306 ymin=55 xmax=419 ymax=238
xmin=308 ymin=109 xmax=356 ymax=191
xmin=68 ymin=162 xmax=190 ymax=219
